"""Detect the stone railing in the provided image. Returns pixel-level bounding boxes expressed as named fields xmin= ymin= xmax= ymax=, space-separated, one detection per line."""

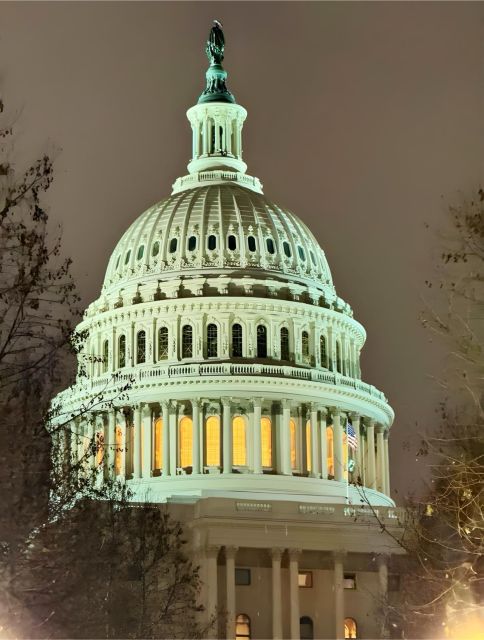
xmin=172 ymin=170 xmax=263 ymax=194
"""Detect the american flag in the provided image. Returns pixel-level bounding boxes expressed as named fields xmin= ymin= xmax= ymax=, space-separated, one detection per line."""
xmin=346 ymin=422 xmax=358 ymax=449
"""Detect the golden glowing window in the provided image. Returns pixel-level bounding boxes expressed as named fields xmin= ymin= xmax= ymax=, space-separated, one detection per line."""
xmin=115 ymin=425 xmax=123 ymax=475
xmin=179 ymin=417 xmax=193 ymax=468
xmin=261 ymin=417 xmax=272 ymax=467
xmin=290 ymin=418 xmax=297 ymax=469
xmin=306 ymin=421 xmax=311 ymax=472
xmin=236 ymin=614 xmax=250 ymax=639
xmin=327 ymin=426 xmax=334 ymax=477
xmin=205 ymin=416 xmax=220 ymax=466
xmin=233 ymin=416 xmax=247 ymax=466
xmin=154 ymin=418 xmax=163 ymax=470
xmin=96 ymin=432 xmax=104 ymax=467
xmin=344 ymin=618 xmax=357 ymax=639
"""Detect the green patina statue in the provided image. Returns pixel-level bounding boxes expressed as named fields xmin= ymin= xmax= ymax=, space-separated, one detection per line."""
xmin=206 ymin=20 xmax=225 ymax=65
xmin=198 ymin=20 xmax=235 ymax=105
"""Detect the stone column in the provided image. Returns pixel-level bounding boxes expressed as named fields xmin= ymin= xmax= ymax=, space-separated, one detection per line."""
xmin=333 ymin=552 xmax=345 ymax=640
xmin=205 ymin=546 xmax=219 ymax=639
xmin=332 ymin=409 xmax=344 ymax=482
xmin=310 ymin=404 xmax=320 ymax=478
xmin=222 ymin=398 xmax=232 ymax=474
xmin=225 ymin=546 xmax=238 ymax=640
xmin=192 ymin=400 xmax=201 ymax=474
xmin=161 ymin=401 xmax=170 ymax=476
xmin=252 ymin=398 xmax=262 ymax=474
xmin=271 ymin=548 xmax=283 ymax=640
xmin=105 ymin=411 xmax=115 ymax=478
xmin=351 ymin=413 xmax=362 ymax=480
xmin=288 ymin=548 xmax=301 ymax=640
xmin=366 ymin=420 xmax=376 ymax=490
xmin=320 ymin=407 xmax=328 ymax=479
xmin=133 ymin=405 xmax=142 ymax=479
xmin=141 ymin=404 xmax=152 ymax=479
xmin=281 ymin=400 xmax=292 ymax=475
xmin=384 ymin=431 xmax=391 ymax=496
xmin=376 ymin=425 xmax=385 ymax=493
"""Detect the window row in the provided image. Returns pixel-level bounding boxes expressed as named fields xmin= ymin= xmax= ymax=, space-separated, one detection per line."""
xmin=235 ymin=613 xmax=358 ymax=640
xmin=113 ymin=235 xmax=319 ymax=271
xmin=99 ymin=324 xmax=355 ymax=376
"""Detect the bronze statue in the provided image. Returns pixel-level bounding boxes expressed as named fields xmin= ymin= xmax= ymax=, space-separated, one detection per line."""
xmin=206 ymin=20 xmax=225 ymax=65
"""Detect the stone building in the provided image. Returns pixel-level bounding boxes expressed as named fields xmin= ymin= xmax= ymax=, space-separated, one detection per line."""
xmin=52 ymin=23 xmax=403 ymax=640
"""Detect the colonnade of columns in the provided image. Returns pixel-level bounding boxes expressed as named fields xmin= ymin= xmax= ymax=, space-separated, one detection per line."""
xmin=64 ymin=398 xmax=391 ymax=496
xmin=200 ymin=545 xmax=390 ymax=640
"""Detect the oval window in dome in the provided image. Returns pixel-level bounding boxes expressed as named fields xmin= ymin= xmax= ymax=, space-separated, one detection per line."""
xmin=187 ymin=235 xmax=197 ymax=252
xmin=124 ymin=249 xmax=131 ymax=265
xmin=310 ymin=250 xmax=316 ymax=266
xmin=228 ymin=235 xmax=237 ymax=251
xmin=208 ymin=235 xmax=217 ymax=251
xmin=115 ymin=255 xmax=121 ymax=270
xmin=247 ymin=236 xmax=256 ymax=252
xmin=137 ymin=245 xmax=144 ymax=261
xmin=266 ymin=238 xmax=275 ymax=255
xmin=169 ymin=238 xmax=178 ymax=254
xmin=298 ymin=246 xmax=306 ymax=261
xmin=152 ymin=241 xmax=160 ymax=257
xmin=283 ymin=241 xmax=292 ymax=258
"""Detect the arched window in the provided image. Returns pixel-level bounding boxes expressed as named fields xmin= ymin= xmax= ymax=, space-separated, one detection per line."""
xmin=205 ymin=416 xmax=220 ymax=467
xmin=344 ymin=618 xmax=357 ymax=639
xmin=310 ymin=250 xmax=316 ymax=266
xmin=227 ymin=235 xmax=237 ymax=251
xmin=300 ymin=616 xmax=314 ymax=640
xmin=302 ymin=331 xmax=310 ymax=363
xmin=266 ymin=237 xmax=275 ymax=254
xmin=236 ymin=614 xmax=251 ymax=640
xmin=336 ymin=340 xmax=342 ymax=373
xmin=298 ymin=246 xmax=306 ymax=262
xmin=137 ymin=330 xmax=146 ymax=364
xmin=103 ymin=339 xmax=109 ymax=373
xmin=290 ymin=418 xmax=297 ymax=470
xmin=158 ymin=327 xmax=169 ymax=360
xmin=283 ymin=241 xmax=292 ymax=258
xmin=137 ymin=245 xmax=144 ymax=261
xmin=233 ymin=416 xmax=247 ymax=466
xmin=306 ymin=421 xmax=311 ymax=473
xmin=124 ymin=249 xmax=131 ymax=265
xmin=207 ymin=323 xmax=218 ymax=358
xmin=169 ymin=238 xmax=178 ymax=254
xmin=154 ymin=417 xmax=163 ymax=470
xmin=280 ymin=327 xmax=289 ymax=361
xmin=320 ymin=334 xmax=328 ymax=368
xmin=152 ymin=241 xmax=160 ymax=257
xmin=115 ymin=425 xmax=123 ymax=475
xmin=261 ymin=417 xmax=272 ymax=467
xmin=256 ymin=325 xmax=267 ymax=358
xmin=327 ymin=426 xmax=334 ymax=477
xmin=178 ymin=417 xmax=193 ymax=468
xmin=118 ymin=335 xmax=126 ymax=369
xmin=187 ymin=235 xmax=197 ymax=252
xmin=209 ymin=118 xmax=215 ymax=153
xmin=208 ymin=234 xmax=217 ymax=251
xmin=247 ymin=236 xmax=256 ymax=252
xmin=115 ymin=255 xmax=121 ymax=270
xmin=232 ymin=323 xmax=243 ymax=357
xmin=182 ymin=325 xmax=193 ymax=359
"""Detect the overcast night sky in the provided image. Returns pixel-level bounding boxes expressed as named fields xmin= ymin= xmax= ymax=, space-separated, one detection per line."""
xmin=1 ymin=1 xmax=483 ymax=501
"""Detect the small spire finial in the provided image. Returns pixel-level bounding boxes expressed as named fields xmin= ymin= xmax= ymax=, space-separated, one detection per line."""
xmin=198 ymin=21 xmax=235 ymax=104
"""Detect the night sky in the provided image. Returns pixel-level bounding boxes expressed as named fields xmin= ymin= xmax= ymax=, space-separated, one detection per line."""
xmin=2 ymin=2 xmax=483 ymax=501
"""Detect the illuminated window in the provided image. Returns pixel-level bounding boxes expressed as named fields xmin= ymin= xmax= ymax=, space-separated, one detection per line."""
xmin=118 ymin=335 xmax=126 ymax=369
xmin=236 ymin=614 xmax=250 ymax=639
xmin=115 ymin=425 xmax=123 ymax=475
xmin=187 ymin=235 xmax=197 ymax=251
xmin=302 ymin=331 xmax=310 ymax=363
xmin=103 ymin=339 xmax=109 ymax=373
xmin=283 ymin=241 xmax=292 ymax=258
xmin=137 ymin=245 xmax=144 ymax=260
xmin=228 ymin=235 xmax=237 ymax=251
xmin=208 ymin=234 xmax=217 ymax=250
xmin=320 ymin=334 xmax=328 ymax=368
xmin=327 ymin=426 xmax=334 ymax=477
xmin=336 ymin=340 xmax=342 ymax=373
xmin=205 ymin=416 xmax=220 ymax=467
xmin=233 ymin=416 xmax=247 ymax=466
xmin=290 ymin=418 xmax=297 ymax=469
xmin=207 ymin=323 xmax=218 ymax=358
xmin=298 ymin=572 xmax=313 ymax=587
xmin=344 ymin=618 xmax=357 ymax=639
xmin=158 ymin=327 xmax=169 ymax=360
xmin=232 ymin=323 xmax=243 ymax=357
xmin=247 ymin=236 xmax=256 ymax=252
xmin=151 ymin=241 xmax=160 ymax=257
xmin=261 ymin=417 xmax=272 ymax=467
xmin=300 ymin=616 xmax=314 ymax=640
xmin=306 ymin=421 xmax=311 ymax=472
xmin=178 ymin=417 xmax=193 ymax=468
xmin=266 ymin=237 xmax=275 ymax=254
xmin=169 ymin=238 xmax=178 ymax=253
xmin=344 ymin=574 xmax=356 ymax=590
xmin=182 ymin=325 xmax=193 ymax=359
xmin=95 ymin=432 xmax=104 ymax=467
xmin=154 ymin=418 xmax=163 ymax=470
xmin=257 ymin=325 xmax=267 ymax=358
xmin=137 ymin=330 xmax=146 ymax=364
xmin=280 ymin=327 xmax=289 ymax=361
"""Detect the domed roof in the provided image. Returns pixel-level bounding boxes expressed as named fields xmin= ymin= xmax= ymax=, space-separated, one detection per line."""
xmin=102 ymin=183 xmax=335 ymax=298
